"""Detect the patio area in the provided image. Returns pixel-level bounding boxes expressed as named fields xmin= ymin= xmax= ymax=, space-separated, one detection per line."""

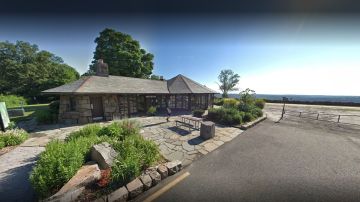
xmin=138 ymin=116 xmax=243 ymax=165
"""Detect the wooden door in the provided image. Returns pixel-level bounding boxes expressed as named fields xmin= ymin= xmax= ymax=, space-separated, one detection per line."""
xmin=91 ymin=97 xmax=104 ymax=118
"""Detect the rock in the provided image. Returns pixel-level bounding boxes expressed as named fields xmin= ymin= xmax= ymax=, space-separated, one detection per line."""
xmin=51 ymin=162 xmax=101 ymax=200
xmin=46 ymin=186 xmax=85 ymax=202
xmin=165 ymin=160 xmax=182 ymax=175
xmin=157 ymin=165 xmax=168 ymax=179
xmin=126 ymin=178 xmax=144 ymax=199
xmin=140 ymin=174 xmax=152 ymax=190
xmin=90 ymin=142 xmax=118 ymax=169
xmin=147 ymin=170 xmax=161 ymax=185
xmin=93 ymin=195 xmax=107 ymax=202
xmin=200 ymin=121 xmax=215 ymax=140
xmin=108 ymin=186 xmax=128 ymax=202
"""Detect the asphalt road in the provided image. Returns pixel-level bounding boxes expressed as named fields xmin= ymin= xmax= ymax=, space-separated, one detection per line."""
xmin=141 ymin=118 xmax=360 ymax=202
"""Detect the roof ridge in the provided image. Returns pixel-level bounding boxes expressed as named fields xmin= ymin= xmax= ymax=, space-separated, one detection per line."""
xmin=107 ymin=75 xmax=167 ymax=83
xmin=75 ymin=76 xmax=92 ymax=92
xmin=180 ymin=74 xmax=218 ymax=93
xmin=179 ymin=74 xmax=193 ymax=93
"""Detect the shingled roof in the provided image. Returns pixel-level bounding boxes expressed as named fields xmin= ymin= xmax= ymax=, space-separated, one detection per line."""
xmin=167 ymin=74 xmax=217 ymax=94
xmin=43 ymin=74 xmax=217 ymax=94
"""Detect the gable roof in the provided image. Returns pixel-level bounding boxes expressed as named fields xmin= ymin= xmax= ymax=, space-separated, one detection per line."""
xmin=167 ymin=74 xmax=217 ymax=94
xmin=43 ymin=74 xmax=217 ymax=94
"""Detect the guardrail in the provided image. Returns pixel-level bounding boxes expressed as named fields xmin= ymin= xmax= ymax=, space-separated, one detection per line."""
xmin=281 ymin=109 xmax=360 ymax=126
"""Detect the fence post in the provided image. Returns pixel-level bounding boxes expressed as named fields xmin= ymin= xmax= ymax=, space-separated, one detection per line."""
xmin=338 ymin=115 xmax=341 ymax=123
xmin=317 ymin=113 xmax=319 ymax=120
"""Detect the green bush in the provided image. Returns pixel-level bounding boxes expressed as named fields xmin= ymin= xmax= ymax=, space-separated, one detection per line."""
xmin=147 ymin=106 xmax=156 ymax=116
xmin=0 ymin=94 xmax=27 ymax=108
xmin=65 ymin=124 xmax=102 ymax=141
xmin=223 ymin=98 xmax=239 ymax=108
xmin=251 ymin=107 xmax=263 ymax=118
xmin=192 ymin=109 xmax=205 ymax=118
xmin=243 ymin=113 xmax=255 ymax=122
xmin=6 ymin=121 xmax=17 ymax=130
xmin=207 ymin=107 xmax=243 ymax=125
xmin=213 ymin=98 xmax=223 ymax=106
xmin=98 ymin=122 xmax=123 ymax=140
xmin=36 ymin=110 xmax=58 ymax=124
xmin=255 ymin=99 xmax=265 ymax=109
xmin=30 ymin=119 xmax=154 ymax=198
xmin=117 ymin=120 xmax=140 ymax=138
xmin=0 ymin=129 xmax=29 ymax=146
xmin=111 ymin=135 xmax=160 ymax=186
xmin=30 ymin=135 xmax=107 ymax=199
xmin=0 ymin=140 xmax=5 ymax=149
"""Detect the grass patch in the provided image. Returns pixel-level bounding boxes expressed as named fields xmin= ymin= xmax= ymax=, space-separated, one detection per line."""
xmin=9 ymin=104 xmax=50 ymax=124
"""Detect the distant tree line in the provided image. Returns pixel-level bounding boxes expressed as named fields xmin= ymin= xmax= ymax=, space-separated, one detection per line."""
xmin=0 ymin=41 xmax=79 ymax=103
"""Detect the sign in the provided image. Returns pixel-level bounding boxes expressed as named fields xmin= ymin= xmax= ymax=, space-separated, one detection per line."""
xmin=0 ymin=102 xmax=10 ymax=131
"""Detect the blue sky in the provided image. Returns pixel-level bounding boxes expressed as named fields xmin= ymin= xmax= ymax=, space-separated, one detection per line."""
xmin=1 ymin=14 xmax=360 ymax=96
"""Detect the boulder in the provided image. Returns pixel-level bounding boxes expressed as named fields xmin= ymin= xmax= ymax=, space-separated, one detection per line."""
xmin=139 ymin=174 xmax=152 ymax=190
xmin=49 ymin=162 xmax=101 ymax=201
xmin=165 ymin=160 xmax=182 ymax=175
xmin=47 ymin=186 xmax=85 ymax=202
xmin=90 ymin=142 xmax=118 ymax=169
xmin=126 ymin=178 xmax=144 ymax=199
xmin=200 ymin=121 xmax=215 ymax=140
xmin=157 ymin=165 xmax=168 ymax=179
xmin=108 ymin=186 xmax=128 ymax=202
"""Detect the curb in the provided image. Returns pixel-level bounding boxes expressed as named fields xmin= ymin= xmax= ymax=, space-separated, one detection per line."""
xmin=239 ymin=115 xmax=267 ymax=130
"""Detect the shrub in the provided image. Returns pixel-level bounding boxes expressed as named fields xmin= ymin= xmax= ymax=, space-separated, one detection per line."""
xmin=111 ymin=135 xmax=160 ymax=186
xmin=255 ymin=99 xmax=265 ymax=109
xmin=223 ymin=98 xmax=239 ymax=108
xmin=0 ymin=140 xmax=5 ymax=149
xmin=251 ymin=107 xmax=263 ymax=118
xmin=0 ymin=94 xmax=27 ymax=108
xmin=65 ymin=124 xmax=102 ymax=141
xmin=192 ymin=109 xmax=205 ymax=118
xmin=213 ymin=98 xmax=224 ymax=106
xmin=207 ymin=107 xmax=242 ymax=125
xmin=36 ymin=110 xmax=58 ymax=124
xmin=147 ymin=106 xmax=156 ymax=116
xmin=98 ymin=122 xmax=123 ymax=140
xmin=6 ymin=121 xmax=17 ymax=130
xmin=239 ymin=88 xmax=256 ymax=105
xmin=117 ymin=120 xmax=140 ymax=138
xmin=243 ymin=113 xmax=255 ymax=122
xmin=30 ymin=135 xmax=107 ymax=198
xmin=0 ymin=128 xmax=29 ymax=146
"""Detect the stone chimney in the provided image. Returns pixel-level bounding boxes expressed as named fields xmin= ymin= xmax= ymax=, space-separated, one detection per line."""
xmin=95 ymin=59 xmax=109 ymax=77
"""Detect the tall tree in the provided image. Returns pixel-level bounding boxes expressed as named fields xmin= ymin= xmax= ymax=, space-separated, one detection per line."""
xmin=0 ymin=41 xmax=79 ymax=101
xmin=217 ymin=69 xmax=240 ymax=98
xmin=88 ymin=28 xmax=154 ymax=78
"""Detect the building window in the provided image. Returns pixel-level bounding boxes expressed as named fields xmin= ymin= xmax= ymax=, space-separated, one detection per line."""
xmin=69 ymin=97 xmax=76 ymax=111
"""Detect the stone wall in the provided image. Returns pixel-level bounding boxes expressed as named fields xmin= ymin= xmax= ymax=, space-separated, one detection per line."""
xmin=77 ymin=95 xmax=92 ymax=124
xmin=102 ymin=95 xmax=120 ymax=121
xmin=59 ymin=95 xmax=92 ymax=124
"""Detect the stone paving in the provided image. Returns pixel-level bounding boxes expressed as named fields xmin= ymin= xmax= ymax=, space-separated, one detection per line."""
xmin=0 ymin=115 xmax=243 ymax=201
xmin=137 ymin=116 xmax=243 ymax=166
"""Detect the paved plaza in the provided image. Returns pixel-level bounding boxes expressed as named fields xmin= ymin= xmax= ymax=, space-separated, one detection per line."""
xmin=138 ymin=116 xmax=243 ymax=165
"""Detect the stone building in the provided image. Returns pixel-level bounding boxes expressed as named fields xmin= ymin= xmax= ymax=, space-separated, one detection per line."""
xmin=43 ymin=60 xmax=217 ymax=124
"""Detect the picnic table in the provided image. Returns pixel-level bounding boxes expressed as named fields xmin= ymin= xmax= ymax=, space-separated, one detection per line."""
xmin=175 ymin=115 xmax=202 ymax=131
